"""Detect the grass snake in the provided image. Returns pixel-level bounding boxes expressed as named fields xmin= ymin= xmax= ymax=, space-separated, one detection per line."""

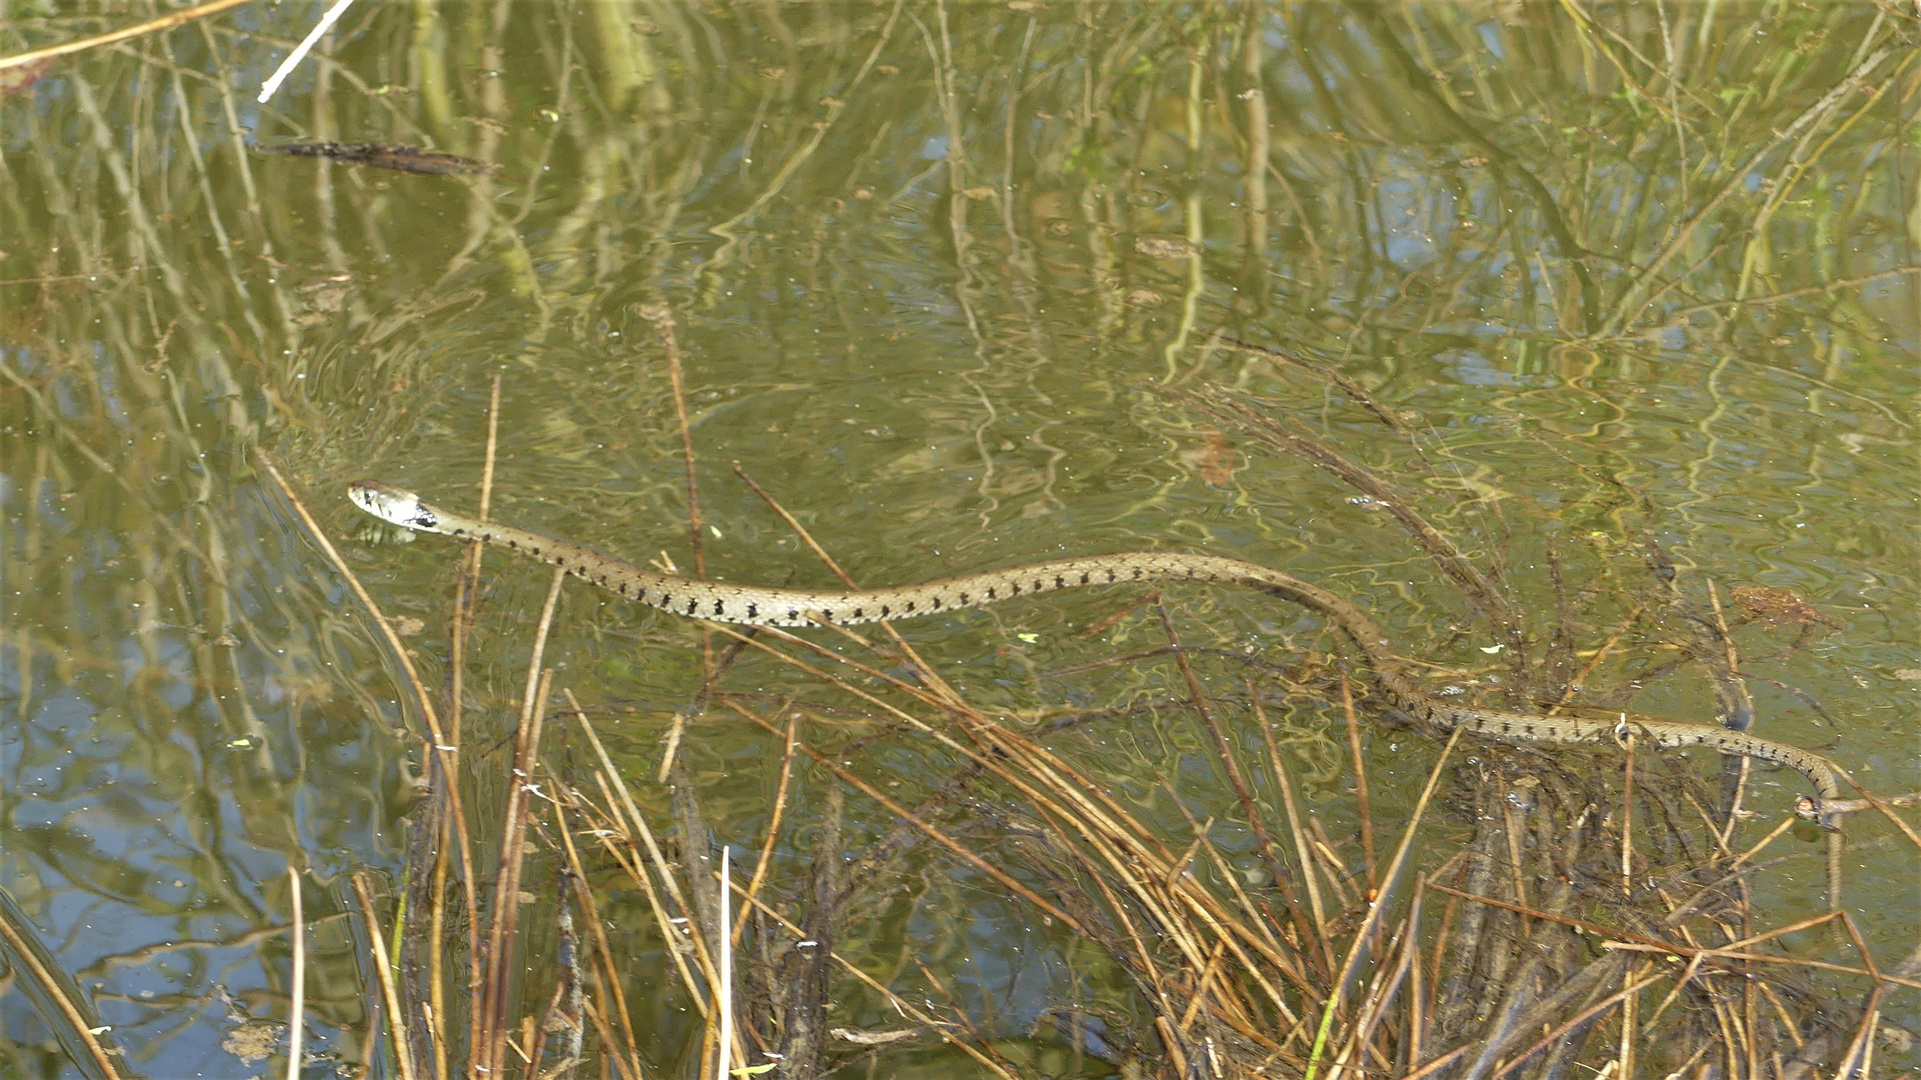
xmin=349 ymin=479 xmax=1847 ymax=908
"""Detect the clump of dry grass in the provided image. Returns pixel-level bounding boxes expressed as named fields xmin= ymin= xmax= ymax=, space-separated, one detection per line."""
xmin=270 ymin=361 xmax=1916 ymax=1080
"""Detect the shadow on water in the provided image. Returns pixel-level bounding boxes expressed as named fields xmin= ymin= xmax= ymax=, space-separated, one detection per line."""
xmin=0 ymin=1 xmax=1916 ymax=1076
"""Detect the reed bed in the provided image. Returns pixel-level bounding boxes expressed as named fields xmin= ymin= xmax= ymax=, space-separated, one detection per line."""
xmin=262 ymin=362 xmax=1916 ymax=1079
xmin=0 ymin=1 xmax=1913 ymax=1076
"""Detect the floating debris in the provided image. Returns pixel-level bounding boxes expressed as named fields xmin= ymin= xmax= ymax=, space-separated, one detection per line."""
xmin=1133 ymin=235 xmax=1198 ymax=260
xmin=1731 ymin=584 xmax=1843 ymax=631
xmin=253 ymin=141 xmax=499 ymax=177
xmin=0 ymin=58 xmax=52 ymax=98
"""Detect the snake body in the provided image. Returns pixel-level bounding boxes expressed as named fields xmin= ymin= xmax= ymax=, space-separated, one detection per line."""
xmin=349 ymin=479 xmax=1846 ymax=905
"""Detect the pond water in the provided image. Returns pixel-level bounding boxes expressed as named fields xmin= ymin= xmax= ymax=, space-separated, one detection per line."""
xmin=1 ymin=2 xmax=1915 ymax=1076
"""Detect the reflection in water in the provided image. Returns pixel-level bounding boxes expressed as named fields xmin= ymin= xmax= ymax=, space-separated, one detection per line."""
xmin=0 ymin=2 xmax=1914 ymax=1074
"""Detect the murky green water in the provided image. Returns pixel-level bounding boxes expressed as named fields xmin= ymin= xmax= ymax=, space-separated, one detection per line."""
xmin=1 ymin=2 xmax=1915 ymax=1075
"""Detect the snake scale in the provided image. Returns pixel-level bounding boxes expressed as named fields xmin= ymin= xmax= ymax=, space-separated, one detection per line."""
xmin=349 ymin=479 xmax=1846 ymax=908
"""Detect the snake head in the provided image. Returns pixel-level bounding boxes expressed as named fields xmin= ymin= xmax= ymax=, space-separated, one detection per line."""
xmin=348 ymin=480 xmax=438 ymax=531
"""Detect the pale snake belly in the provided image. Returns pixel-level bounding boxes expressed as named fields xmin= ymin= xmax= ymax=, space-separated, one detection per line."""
xmin=348 ymin=479 xmax=1847 ymax=907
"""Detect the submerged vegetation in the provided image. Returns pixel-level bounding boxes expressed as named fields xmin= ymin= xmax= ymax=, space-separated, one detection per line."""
xmin=0 ymin=1 xmax=1915 ymax=1077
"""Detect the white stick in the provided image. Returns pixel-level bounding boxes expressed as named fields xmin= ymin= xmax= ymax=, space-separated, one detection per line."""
xmin=715 ymin=846 xmax=733 ymax=1080
xmin=285 ymin=866 xmax=305 ymax=1080
xmin=256 ymin=0 xmax=356 ymax=104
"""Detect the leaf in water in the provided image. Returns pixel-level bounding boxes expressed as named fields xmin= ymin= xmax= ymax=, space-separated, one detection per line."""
xmin=830 ymin=1027 xmax=920 ymax=1046
xmin=220 ymin=1021 xmax=282 ymax=1064
xmin=1134 ymin=235 xmax=1197 ymax=259
xmin=299 ymin=274 xmax=350 ymax=313
xmin=1178 ymin=426 xmax=1238 ymax=486
xmin=253 ymin=141 xmax=499 ymax=177
xmin=1730 ymin=584 xmax=1842 ymax=630
xmin=0 ymin=58 xmax=52 ymax=98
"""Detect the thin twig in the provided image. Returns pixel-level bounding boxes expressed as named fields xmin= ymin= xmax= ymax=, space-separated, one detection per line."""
xmin=732 ymin=462 xmax=966 ymax=707
xmin=479 ymin=568 xmax=565 ymax=1075
xmin=720 ymin=699 xmax=1087 ymax=933
xmin=0 ymin=886 xmax=125 ymax=1078
xmin=1223 ymin=337 xmax=1415 ymax=437
xmin=352 ymin=873 xmax=417 ymax=1080
xmin=550 ymin=801 xmax=643 ymax=1078
xmin=0 ymin=0 xmax=255 ymax=72
xmin=1304 ymin=728 xmax=1465 ymax=1079
xmin=644 ymin=304 xmax=704 ymax=578
xmin=713 ymin=847 xmax=734 ymax=1080
xmin=736 ymin=709 xmax=800 ymax=941
xmin=252 ymin=451 xmax=482 ymax=1021
xmin=1255 ymin=689 xmax=1333 ymax=974
xmin=1154 ymin=605 xmax=1294 ymax=909
xmin=1339 ymin=676 xmax=1376 ymax=889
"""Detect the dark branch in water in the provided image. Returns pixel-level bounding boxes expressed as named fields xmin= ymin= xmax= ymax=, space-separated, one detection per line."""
xmin=253 ymin=141 xmax=499 ymax=177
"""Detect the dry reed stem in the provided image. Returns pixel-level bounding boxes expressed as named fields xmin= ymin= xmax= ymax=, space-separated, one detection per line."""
xmin=728 ymin=885 xmax=1022 ymax=1080
xmin=255 ymin=0 xmax=355 ymax=104
xmin=914 ymin=958 xmax=1018 ymax=1069
xmin=252 ymin=451 xmax=483 ymax=1027
xmin=0 ymin=0 xmax=256 ymax=71
xmin=1337 ymin=678 xmax=1376 ymax=890
xmin=1621 ymin=728 xmax=1637 ymax=900
xmin=1148 ymin=803 xmax=1299 ymax=1032
xmin=565 ymin=692 xmax=714 ymax=1016
xmin=1302 ymin=821 xmax=1359 ymax=909
xmin=1435 ymin=885 xmax=1917 ymax=990
xmin=735 ymin=709 xmax=800 ymax=942
xmin=1850 ymin=786 xmax=1921 ymax=853
xmin=641 ymin=302 xmax=716 ymax=743
xmin=730 ymin=462 xmax=964 ymax=707
xmin=435 ymin=372 xmax=503 ymax=1078
xmin=717 ymin=698 xmax=1087 ymax=932
xmin=713 ymin=608 xmax=1358 ymax=1028
xmin=575 ymin=772 xmax=711 ymax=1017
xmin=1342 ymin=887 xmax=1423 ymax=1059
xmin=352 ymin=872 xmax=418 ymax=1080
xmin=1400 ymin=1045 xmax=1470 ymax=1080
xmin=0 ymin=890 xmax=125 ymax=1078
xmin=1257 ymin=692 xmax=1335 ymax=973
xmin=1154 ymin=606 xmax=1297 ymax=911
xmin=1189 ymin=821 xmax=1288 ymax=960
xmin=1834 ymin=983 xmax=1884 ymax=1075
xmin=1485 ymin=969 xmax=1671 ymax=1080
xmin=1304 ymin=728 xmax=1464 ymax=1079
xmin=709 ymin=622 xmax=1248 ymax=954
xmin=642 ymin=305 xmax=704 ymax=580
xmin=1179 ymin=386 xmax=1523 ymax=648
xmin=1641 ymin=952 xmax=1708 ymax=1030
xmin=1812 ymin=790 xmax=1921 ymax=815
xmin=285 ymin=865 xmax=304 ymax=1080
xmin=1223 ymin=338 xmax=1415 ymax=439
xmin=1547 ymin=596 xmax=1652 ymax=712
xmin=712 ymin=847 xmax=734 ymax=1080
xmin=549 ymin=800 xmax=643 ymax=1077
xmin=962 ymin=725 xmax=1322 ymax=1007
xmin=478 ymin=567 xmax=564 ymax=1076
